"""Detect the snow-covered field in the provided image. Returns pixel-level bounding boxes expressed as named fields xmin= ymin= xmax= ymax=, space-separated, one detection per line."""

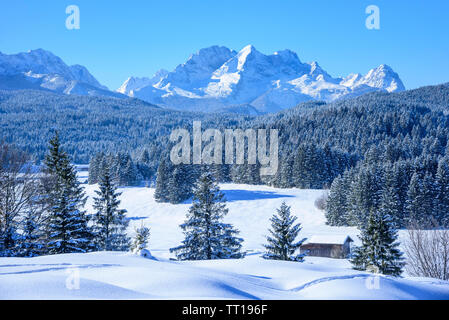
xmin=1 ymin=182 xmax=449 ymax=300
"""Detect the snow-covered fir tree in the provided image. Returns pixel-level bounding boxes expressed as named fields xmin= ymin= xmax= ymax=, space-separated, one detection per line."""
xmin=405 ymin=172 xmax=437 ymax=225
xmin=92 ymin=165 xmax=130 ymax=251
xmin=88 ymin=152 xmax=105 ymax=184
xmin=130 ymin=224 xmax=150 ymax=253
xmin=244 ymin=163 xmax=262 ymax=185
xmin=325 ymin=173 xmax=350 ymax=226
xmin=43 ymin=133 xmax=92 ymax=254
xmin=263 ymin=202 xmax=307 ymax=262
xmin=167 ymin=164 xmax=192 ymax=204
xmin=170 ymin=172 xmax=244 ymax=260
xmin=17 ymin=208 xmax=45 ymax=257
xmin=436 ymin=157 xmax=449 ymax=226
xmin=275 ymin=154 xmax=294 ymax=188
xmin=154 ymin=158 xmax=170 ymax=202
xmin=347 ymin=164 xmax=384 ymax=227
xmin=379 ymin=165 xmax=404 ymax=228
xmin=351 ymin=209 xmax=405 ymax=276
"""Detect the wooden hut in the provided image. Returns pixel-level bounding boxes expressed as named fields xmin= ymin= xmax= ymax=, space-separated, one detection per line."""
xmin=300 ymin=235 xmax=353 ymax=259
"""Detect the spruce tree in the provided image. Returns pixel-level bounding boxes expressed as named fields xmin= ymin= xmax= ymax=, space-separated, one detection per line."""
xmin=154 ymin=158 xmax=170 ymax=202
xmin=275 ymin=154 xmax=294 ymax=188
xmin=347 ymin=164 xmax=383 ymax=227
xmin=130 ymin=224 xmax=150 ymax=253
xmin=92 ymin=165 xmax=130 ymax=251
xmin=17 ymin=208 xmax=45 ymax=257
xmin=123 ymin=159 xmax=138 ymax=186
xmin=43 ymin=134 xmax=92 ymax=254
xmin=167 ymin=164 xmax=191 ymax=204
xmin=245 ymin=163 xmax=261 ymax=185
xmin=379 ymin=165 xmax=403 ymax=228
xmin=406 ymin=172 xmax=437 ymax=225
xmin=325 ymin=174 xmax=349 ymax=226
xmin=263 ymin=202 xmax=307 ymax=262
xmin=436 ymin=157 xmax=449 ymax=226
xmin=170 ymin=172 xmax=244 ymax=260
xmin=351 ymin=210 xmax=404 ymax=276
xmin=140 ymin=149 xmax=150 ymax=164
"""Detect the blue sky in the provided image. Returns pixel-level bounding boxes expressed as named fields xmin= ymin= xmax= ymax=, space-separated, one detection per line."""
xmin=1 ymin=0 xmax=448 ymax=90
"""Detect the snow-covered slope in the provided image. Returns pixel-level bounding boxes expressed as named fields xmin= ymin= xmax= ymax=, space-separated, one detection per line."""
xmin=118 ymin=45 xmax=405 ymax=113
xmin=1 ymin=183 xmax=448 ymax=300
xmin=2 ymin=252 xmax=449 ymax=300
xmin=0 ymin=49 xmax=123 ymax=98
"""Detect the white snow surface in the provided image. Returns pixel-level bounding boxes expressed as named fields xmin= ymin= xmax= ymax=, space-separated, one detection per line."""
xmin=1 ymin=183 xmax=448 ymax=300
xmin=304 ymin=235 xmax=353 ymax=245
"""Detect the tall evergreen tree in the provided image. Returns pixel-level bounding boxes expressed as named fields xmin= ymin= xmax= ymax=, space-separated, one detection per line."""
xmin=347 ymin=164 xmax=384 ymax=226
xmin=167 ymin=164 xmax=192 ymax=204
xmin=325 ymin=173 xmax=350 ymax=226
xmin=170 ymin=172 xmax=244 ymax=260
xmin=244 ymin=163 xmax=262 ymax=185
xmin=92 ymin=165 xmax=130 ymax=251
xmin=436 ymin=157 xmax=449 ymax=226
xmin=274 ymin=154 xmax=294 ymax=188
xmin=154 ymin=158 xmax=170 ymax=202
xmin=351 ymin=210 xmax=404 ymax=276
xmin=406 ymin=172 xmax=437 ymax=225
xmin=43 ymin=133 xmax=92 ymax=254
xmin=263 ymin=202 xmax=307 ymax=262
xmin=379 ymin=165 xmax=403 ymax=228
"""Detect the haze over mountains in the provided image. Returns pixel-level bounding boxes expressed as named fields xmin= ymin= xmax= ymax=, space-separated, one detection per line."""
xmin=0 ymin=45 xmax=405 ymax=113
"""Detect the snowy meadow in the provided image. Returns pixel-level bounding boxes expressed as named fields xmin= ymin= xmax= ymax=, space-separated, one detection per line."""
xmin=1 ymin=178 xmax=449 ymax=300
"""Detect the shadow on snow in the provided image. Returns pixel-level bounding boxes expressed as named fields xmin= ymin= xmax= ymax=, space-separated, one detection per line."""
xmin=180 ymin=189 xmax=294 ymax=204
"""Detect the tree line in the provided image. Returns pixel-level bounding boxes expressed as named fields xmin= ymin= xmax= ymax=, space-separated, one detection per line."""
xmin=0 ymin=137 xmax=130 ymax=256
xmin=325 ymin=152 xmax=449 ymax=228
xmin=3 ymin=84 xmax=449 ymax=229
xmin=0 ymin=138 xmax=311 ymax=264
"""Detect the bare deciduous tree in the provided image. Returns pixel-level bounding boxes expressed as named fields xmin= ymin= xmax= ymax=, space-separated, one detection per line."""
xmin=404 ymin=219 xmax=449 ymax=280
xmin=314 ymin=191 xmax=328 ymax=211
xmin=0 ymin=142 xmax=40 ymax=256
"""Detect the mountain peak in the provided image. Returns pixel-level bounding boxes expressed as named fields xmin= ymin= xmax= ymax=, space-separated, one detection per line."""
xmin=240 ymin=44 xmax=257 ymax=52
xmin=238 ymin=44 xmax=263 ymax=57
xmin=365 ymin=64 xmax=405 ymax=92
xmin=28 ymin=48 xmax=52 ymax=54
xmin=117 ymin=45 xmax=406 ymax=113
xmin=377 ymin=63 xmax=392 ymax=69
xmin=274 ymin=49 xmax=301 ymax=62
xmin=0 ymin=48 xmax=111 ymax=96
xmin=187 ymin=45 xmax=236 ymax=63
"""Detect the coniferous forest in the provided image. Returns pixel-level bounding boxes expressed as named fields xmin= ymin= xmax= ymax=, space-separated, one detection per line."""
xmin=1 ymin=84 xmax=449 ymax=229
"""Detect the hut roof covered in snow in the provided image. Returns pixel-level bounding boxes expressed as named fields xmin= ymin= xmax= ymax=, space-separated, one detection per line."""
xmin=304 ymin=235 xmax=353 ymax=245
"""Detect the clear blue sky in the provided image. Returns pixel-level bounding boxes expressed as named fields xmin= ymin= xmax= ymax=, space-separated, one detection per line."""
xmin=1 ymin=0 xmax=448 ymax=90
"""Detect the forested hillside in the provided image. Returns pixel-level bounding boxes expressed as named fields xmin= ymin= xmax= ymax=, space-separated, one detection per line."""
xmin=0 ymin=89 xmax=250 ymax=165
xmin=2 ymin=84 xmax=449 ymax=227
xmin=255 ymin=84 xmax=449 ymax=227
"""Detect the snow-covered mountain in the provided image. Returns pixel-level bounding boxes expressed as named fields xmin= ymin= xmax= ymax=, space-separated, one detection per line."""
xmin=118 ymin=45 xmax=405 ymax=113
xmin=117 ymin=69 xmax=169 ymax=95
xmin=0 ymin=46 xmax=405 ymax=112
xmin=0 ymin=49 xmax=123 ymax=98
